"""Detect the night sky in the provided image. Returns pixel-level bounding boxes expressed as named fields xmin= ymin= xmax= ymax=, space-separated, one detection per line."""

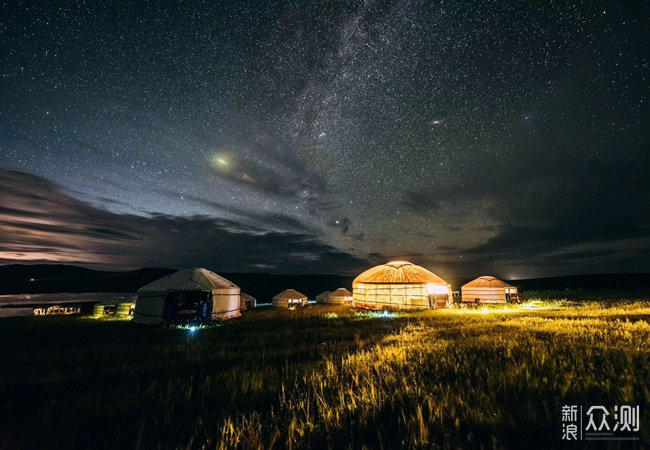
xmin=1 ymin=0 xmax=648 ymax=278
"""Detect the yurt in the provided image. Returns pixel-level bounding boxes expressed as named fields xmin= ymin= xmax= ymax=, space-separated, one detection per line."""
xmin=273 ymin=289 xmax=308 ymax=308
xmin=461 ymin=276 xmax=519 ymax=304
xmin=316 ymin=291 xmax=331 ymax=304
xmin=133 ymin=268 xmax=241 ymax=324
xmin=240 ymin=292 xmax=256 ymax=311
xmin=353 ymin=261 xmax=452 ymax=310
xmin=324 ymin=288 xmax=353 ymax=305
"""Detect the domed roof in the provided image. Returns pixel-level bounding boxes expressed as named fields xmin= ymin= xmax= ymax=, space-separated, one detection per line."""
xmin=353 ymin=261 xmax=449 ymax=286
xmin=273 ymin=289 xmax=307 ymax=300
xmin=138 ymin=267 xmax=238 ymax=294
xmin=462 ymin=276 xmax=514 ymax=289
xmin=328 ymin=288 xmax=352 ymax=298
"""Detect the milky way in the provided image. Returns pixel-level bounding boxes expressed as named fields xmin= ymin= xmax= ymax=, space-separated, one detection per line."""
xmin=1 ymin=1 xmax=648 ymax=277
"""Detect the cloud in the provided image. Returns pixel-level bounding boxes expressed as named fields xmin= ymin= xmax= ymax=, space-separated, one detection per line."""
xmin=0 ymin=170 xmax=368 ymax=274
xmin=401 ymin=189 xmax=444 ymax=216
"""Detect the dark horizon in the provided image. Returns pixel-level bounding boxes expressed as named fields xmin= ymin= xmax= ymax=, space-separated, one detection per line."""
xmin=1 ymin=1 xmax=648 ymax=279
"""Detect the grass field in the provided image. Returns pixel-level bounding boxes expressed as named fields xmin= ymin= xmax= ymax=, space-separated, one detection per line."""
xmin=0 ymin=297 xmax=648 ymax=449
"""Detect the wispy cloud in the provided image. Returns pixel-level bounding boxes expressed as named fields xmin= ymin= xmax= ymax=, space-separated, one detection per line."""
xmin=0 ymin=170 xmax=367 ymax=274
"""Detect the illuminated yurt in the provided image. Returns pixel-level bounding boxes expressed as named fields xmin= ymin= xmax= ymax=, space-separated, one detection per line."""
xmin=461 ymin=276 xmax=519 ymax=304
xmin=324 ymin=288 xmax=353 ymax=305
xmin=316 ymin=291 xmax=331 ymax=304
xmin=272 ymin=289 xmax=308 ymax=308
xmin=353 ymin=261 xmax=452 ymax=310
xmin=133 ymin=268 xmax=241 ymax=324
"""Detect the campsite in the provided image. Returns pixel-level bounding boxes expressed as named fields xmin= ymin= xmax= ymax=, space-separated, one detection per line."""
xmin=0 ymin=264 xmax=648 ymax=448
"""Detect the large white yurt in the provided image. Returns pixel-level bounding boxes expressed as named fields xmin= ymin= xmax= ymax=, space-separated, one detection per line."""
xmin=272 ymin=289 xmax=308 ymax=308
xmin=461 ymin=276 xmax=519 ymax=304
xmin=324 ymin=288 xmax=353 ymax=305
xmin=133 ymin=268 xmax=241 ymax=324
xmin=353 ymin=261 xmax=452 ymax=310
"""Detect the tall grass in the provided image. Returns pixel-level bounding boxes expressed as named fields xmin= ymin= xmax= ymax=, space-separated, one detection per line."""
xmin=0 ymin=301 xmax=648 ymax=449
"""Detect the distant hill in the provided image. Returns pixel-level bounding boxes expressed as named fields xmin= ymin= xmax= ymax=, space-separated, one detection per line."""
xmin=0 ymin=264 xmax=354 ymax=302
xmin=1 ymin=264 xmax=649 ymax=302
xmin=507 ymin=273 xmax=650 ymax=292
xmin=0 ymin=264 xmax=175 ymax=295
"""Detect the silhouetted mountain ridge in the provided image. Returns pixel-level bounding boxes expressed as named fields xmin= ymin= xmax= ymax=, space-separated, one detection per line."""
xmin=1 ymin=264 xmax=649 ymax=302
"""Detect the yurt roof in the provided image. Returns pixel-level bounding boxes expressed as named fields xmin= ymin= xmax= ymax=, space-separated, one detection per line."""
xmin=273 ymin=289 xmax=307 ymax=300
xmin=328 ymin=288 xmax=352 ymax=297
xmin=353 ymin=261 xmax=449 ymax=286
xmin=316 ymin=291 xmax=331 ymax=300
xmin=462 ymin=276 xmax=514 ymax=289
xmin=241 ymin=292 xmax=256 ymax=302
xmin=137 ymin=268 xmax=238 ymax=294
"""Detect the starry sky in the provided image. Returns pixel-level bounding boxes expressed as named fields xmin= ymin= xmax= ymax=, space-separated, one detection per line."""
xmin=1 ymin=0 xmax=648 ymax=278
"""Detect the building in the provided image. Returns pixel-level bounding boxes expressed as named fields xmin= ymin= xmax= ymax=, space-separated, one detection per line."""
xmin=461 ymin=276 xmax=519 ymax=304
xmin=353 ymin=261 xmax=452 ymax=310
xmin=133 ymin=268 xmax=241 ymax=324
xmin=272 ymin=289 xmax=308 ymax=308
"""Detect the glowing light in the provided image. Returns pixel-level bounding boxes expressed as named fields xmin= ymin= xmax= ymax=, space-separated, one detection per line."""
xmin=481 ymin=308 xmax=488 ymax=314
xmin=209 ymin=153 xmax=232 ymax=172
xmin=427 ymin=283 xmax=450 ymax=295
xmin=189 ymin=326 xmax=197 ymax=333
xmin=387 ymin=260 xmax=411 ymax=265
xmin=383 ymin=310 xmax=389 ymax=317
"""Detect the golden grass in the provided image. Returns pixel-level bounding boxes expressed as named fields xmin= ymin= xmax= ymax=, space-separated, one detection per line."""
xmin=0 ymin=299 xmax=648 ymax=449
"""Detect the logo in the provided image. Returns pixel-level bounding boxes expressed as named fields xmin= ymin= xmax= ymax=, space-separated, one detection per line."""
xmin=562 ymin=404 xmax=640 ymax=441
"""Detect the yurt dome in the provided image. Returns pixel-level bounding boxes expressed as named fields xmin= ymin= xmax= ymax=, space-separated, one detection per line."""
xmin=272 ymin=289 xmax=308 ymax=308
xmin=461 ymin=276 xmax=519 ymax=304
xmin=353 ymin=261 xmax=452 ymax=310
xmin=325 ymin=288 xmax=353 ymax=305
xmin=316 ymin=291 xmax=332 ymax=304
xmin=134 ymin=268 xmax=241 ymax=324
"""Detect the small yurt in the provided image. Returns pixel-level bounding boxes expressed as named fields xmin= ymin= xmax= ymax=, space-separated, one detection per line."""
xmin=324 ymin=288 xmax=353 ymax=305
xmin=134 ymin=268 xmax=241 ymax=324
xmin=461 ymin=276 xmax=519 ymax=304
xmin=240 ymin=292 xmax=256 ymax=311
xmin=353 ymin=261 xmax=452 ymax=310
xmin=273 ymin=289 xmax=308 ymax=308
xmin=316 ymin=291 xmax=331 ymax=304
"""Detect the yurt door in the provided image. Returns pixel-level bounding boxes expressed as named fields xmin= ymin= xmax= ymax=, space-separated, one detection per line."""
xmin=164 ymin=291 xmax=211 ymax=324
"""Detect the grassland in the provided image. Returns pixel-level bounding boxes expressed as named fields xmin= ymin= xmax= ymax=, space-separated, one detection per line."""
xmin=0 ymin=297 xmax=648 ymax=449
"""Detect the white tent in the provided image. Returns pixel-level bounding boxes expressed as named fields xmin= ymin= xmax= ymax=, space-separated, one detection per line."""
xmin=461 ymin=276 xmax=519 ymax=304
xmin=133 ymin=268 xmax=241 ymax=324
xmin=272 ymin=289 xmax=308 ymax=308
xmin=323 ymin=288 xmax=353 ymax=305
xmin=240 ymin=292 xmax=256 ymax=311
xmin=316 ymin=291 xmax=331 ymax=304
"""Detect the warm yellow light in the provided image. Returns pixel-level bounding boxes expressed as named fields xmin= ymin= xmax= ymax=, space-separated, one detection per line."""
xmin=427 ymin=283 xmax=449 ymax=295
